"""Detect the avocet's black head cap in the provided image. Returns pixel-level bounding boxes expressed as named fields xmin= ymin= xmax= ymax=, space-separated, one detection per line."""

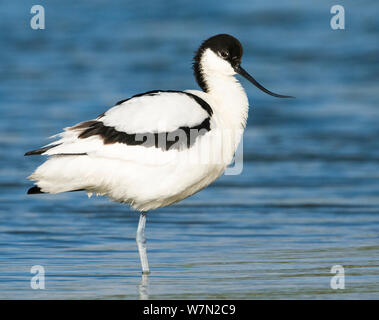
xmin=193 ymin=34 xmax=242 ymax=91
xmin=193 ymin=34 xmax=294 ymax=98
xmin=195 ymin=34 xmax=243 ymax=68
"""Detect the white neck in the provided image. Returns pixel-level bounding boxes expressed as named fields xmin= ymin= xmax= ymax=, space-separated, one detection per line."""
xmin=198 ymin=49 xmax=249 ymax=131
xmin=200 ymin=70 xmax=249 ymax=166
xmin=205 ymin=72 xmax=249 ymax=131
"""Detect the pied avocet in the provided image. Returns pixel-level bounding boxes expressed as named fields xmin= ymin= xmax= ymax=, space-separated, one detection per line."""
xmin=25 ymin=34 xmax=293 ymax=274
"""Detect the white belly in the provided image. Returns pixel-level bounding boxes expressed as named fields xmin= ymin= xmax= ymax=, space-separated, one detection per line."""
xmin=31 ymin=129 xmax=235 ymax=212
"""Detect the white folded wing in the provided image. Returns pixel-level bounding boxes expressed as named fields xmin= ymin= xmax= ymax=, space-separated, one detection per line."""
xmin=40 ymin=91 xmax=212 ymax=164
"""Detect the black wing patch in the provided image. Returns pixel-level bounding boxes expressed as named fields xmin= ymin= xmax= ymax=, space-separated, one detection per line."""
xmin=77 ymin=118 xmax=211 ymax=151
xmin=25 ymin=144 xmax=62 ymax=156
xmin=27 ymin=186 xmax=44 ymax=194
xmin=24 ymin=143 xmax=87 ymax=157
xmin=27 ymin=186 xmax=85 ymax=195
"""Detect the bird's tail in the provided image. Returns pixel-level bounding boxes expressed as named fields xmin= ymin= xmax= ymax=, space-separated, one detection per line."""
xmin=26 ymin=156 xmax=91 ymax=195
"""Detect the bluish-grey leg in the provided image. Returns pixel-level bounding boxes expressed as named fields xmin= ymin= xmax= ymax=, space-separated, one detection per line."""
xmin=136 ymin=212 xmax=150 ymax=274
xmin=139 ymin=274 xmax=149 ymax=300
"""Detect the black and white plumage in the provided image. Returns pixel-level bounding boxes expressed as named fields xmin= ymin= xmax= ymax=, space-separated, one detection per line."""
xmin=25 ymin=34 xmax=293 ymax=274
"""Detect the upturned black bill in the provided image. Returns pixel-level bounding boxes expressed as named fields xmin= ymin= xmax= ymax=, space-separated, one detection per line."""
xmin=236 ymin=66 xmax=294 ymax=98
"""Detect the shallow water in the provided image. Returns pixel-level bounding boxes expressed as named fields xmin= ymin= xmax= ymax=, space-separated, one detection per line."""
xmin=0 ymin=0 xmax=379 ymax=299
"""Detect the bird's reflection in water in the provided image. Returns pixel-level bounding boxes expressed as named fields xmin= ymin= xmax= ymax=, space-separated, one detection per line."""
xmin=139 ymin=274 xmax=149 ymax=300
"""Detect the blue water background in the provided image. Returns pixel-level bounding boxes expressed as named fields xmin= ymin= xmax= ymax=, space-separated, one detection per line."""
xmin=0 ymin=0 xmax=378 ymax=299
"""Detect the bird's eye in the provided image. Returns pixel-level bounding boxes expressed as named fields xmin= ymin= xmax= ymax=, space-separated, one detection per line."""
xmin=220 ymin=50 xmax=229 ymax=59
